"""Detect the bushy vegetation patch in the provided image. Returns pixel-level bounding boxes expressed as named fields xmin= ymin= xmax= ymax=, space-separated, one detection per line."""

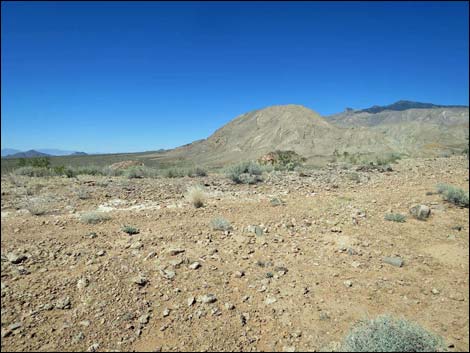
xmin=341 ymin=315 xmax=445 ymax=352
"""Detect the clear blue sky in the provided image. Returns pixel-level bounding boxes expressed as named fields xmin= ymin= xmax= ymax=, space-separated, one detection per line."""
xmin=2 ymin=1 xmax=469 ymax=153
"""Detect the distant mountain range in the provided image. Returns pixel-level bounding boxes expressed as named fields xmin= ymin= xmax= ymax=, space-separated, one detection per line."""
xmin=1 ymin=148 xmax=88 ymax=158
xmin=357 ymin=100 xmax=468 ymax=114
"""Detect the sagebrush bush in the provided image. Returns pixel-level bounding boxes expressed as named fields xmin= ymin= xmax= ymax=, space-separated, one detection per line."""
xmin=226 ymin=161 xmax=264 ymax=184
xmin=101 ymin=167 xmax=124 ymax=177
xmin=341 ymin=315 xmax=445 ymax=352
xmin=26 ymin=198 xmax=49 ymax=216
xmin=164 ymin=168 xmax=187 ymax=178
xmin=186 ymin=185 xmax=206 ymax=208
xmin=210 ymin=217 xmax=232 ymax=231
xmin=384 ymin=213 xmax=406 ymax=223
xmin=122 ymin=225 xmax=139 ymax=235
xmin=14 ymin=166 xmax=54 ymax=177
xmin=187 ymin=167 xmax=207 ymax=177
xmin=76 ymin=188 xmax=90 ymax=200
xmin=80 ymin=211 xmax=111 ymax=224
xmin=436 ymin=184 xmax=469 ymax=208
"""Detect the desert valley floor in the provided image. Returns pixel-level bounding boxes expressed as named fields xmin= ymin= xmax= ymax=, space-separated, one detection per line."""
xmin=1 ymin=156 xmax=469 ymax=352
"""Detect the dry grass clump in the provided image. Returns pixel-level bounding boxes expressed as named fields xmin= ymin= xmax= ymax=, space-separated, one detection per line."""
xmin=186 ymin=185 xmax=206 ymax=208
xmin=341 ymin=315 xmax=445 ymax=352
xmin=80 ymin=211 xmax=111 ymax=224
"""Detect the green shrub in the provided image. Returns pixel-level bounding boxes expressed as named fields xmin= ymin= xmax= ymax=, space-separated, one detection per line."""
xmin=436 ymin=184 xmax=469 ymax=208
xmin=341 ymin=315 xmax=445 ymax=352
xmin=17 ymin=157 xmax=51 ymax=169
xmin=122 ymin=225 xmax=139 ymax=235
xmin=26 ymin=198 xmax=49 ymax=216
xmin=210 ymin=217 xmax=232 ymax=231
xmin=80 ymin=212 xmax=111 ymax=224
xmin=226 ymin=161 xmax=263 ymax=184
xmin=74 ymin=166 xmax=103 ymax=176
xmin=14 ymin=166 xmax=54 ymax=177
xmin=164 ymin=168 xmax=187 ymax=178
xmin=101 ymin=167 xmax=124 ymax=177
xmin=384 ymin=213 xmax=406 ymax=223
xmin=187 ymin=167 xmax=207 ymax=177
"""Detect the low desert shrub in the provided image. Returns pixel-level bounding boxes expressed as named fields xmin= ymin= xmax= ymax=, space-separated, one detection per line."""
xmin=76 ymin=188 xmax=90 ymax=200
xmin=80 ymin=211 xmax=111 ymax=224
xmin=101 ymin=167 xmax=124 ymax=177
xmin=121 ymin=225 xmax=140 ymax=235
xmin=210 ymin=217 xmax=232 ymax=231
xmin=436 ymin=184 xmax=469 ymax=208
xmin=26 ymin=198 xmax=49 ymax=216
xmin=384 ymin=213 xmax=406 ymax=223
xmin=14 ymin=166 xmax=54 ymax=177
xmin=341 ymin=315 xmax=445 ymax=352
xmin=164 ymin=168 xmax=187 ymax=178
xmin=226 ymin=161 xmax=263 ymax=184
xmin=187 ymin=167 xmax=207 ymax=177
xmin=186 ymin=185 xmax=206 ymax=208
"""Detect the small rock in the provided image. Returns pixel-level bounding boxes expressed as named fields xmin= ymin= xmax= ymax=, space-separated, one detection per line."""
xmin=136 ymin=313 xmax=149 ymax=325
xmin=55 ymin=297 xmax=71 ymax=310
xmin=383 ymin=256 xmax=404 ymax=267
xmin=187 ymin=296 xmax=195 ymax=306
xmin=162 ymin=309 xmax=170 ymax=317
xmin=87 ymin=343 xmax=100 ymax=352
xmin=264 ymin=297 xmax=277 ymax=305
xmin=168 ymin=248 xmax=185 ymax=256
xmin=224 ymin=303 xmax=235 ymax=310
xmin=189 ymin=262 xmax=201 ymax=270
xmin=8 ymin=322 xmax=22 ymax=331
xmin=343 ymin=280 xmax=353 ymax=288
xmin=409 ymin=204 xmax=431 ymax=220
xmin=431 ymin=288 xmax=440 ymax=295
xmin=130 ymin=241 xmax=143 ymax=250
xmin=161 ymin=269 xmax=175 ymax=280
xmin=233 ymin=270 xmax=245 ymax=278
xmin=199 ymin=294 xmax=217 ymax=304
xmin=77 ymin=278 xmax=89 ymax=290
xmin=331 ymin=227 xmax=342 ymax=233
xmin=96 ymin=250 xmax=105 ymax=257
xmin=7 ymin=253 xmax=27 ymax=264
xmin=134 ymin=275 xmax=148 ymax=286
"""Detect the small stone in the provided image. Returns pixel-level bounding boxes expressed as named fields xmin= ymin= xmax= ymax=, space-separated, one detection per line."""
xmin=409 ymin=204 xmax=431 ymax=220
xmin=233 ymin=270 xmax=245 ymax=278
xmin=431 ymin=288 xmax=440 ymax=295
xmin=96 ymin=250 xmax=105 ymax=256
xmin=264 ymin=297 xmax=277 ymax=305
xmin=55 ymin=297 xmax=71 ymax=309
xmin=161 ymin=269 xmax=175 ymax=280
xmin=383 ymin=256 xmax=404 ymax=267
xmin=130 ymin=241 xmax=143 ymax=250
xmin=139 ymin=313 xmax=150 ymax=324
xmin=168 ymin=248 xmax=185 ymax=256
xmin=189 ymin=262 xmax=201 ymax=270
xmin=87 ymin=343 xmax=100 ymax=352
xmin=224 ymin=303 xmax=235 ymax=310
xmin=88 ymin=232 xmax=97 ymax=239
xmin=187 ymin=296 xmax=195 ymax=306
xmin=343 ymin=280 xmax=353 ymax=288
xmin=162 ymin=309 xmax=170 ymax=317
xmin=79 ymin=320 xmax=91 ymax=327
xmin=283 ymin=345 xmax=296 ymax=352
xmin=330 ymin=227 xmax=342 ymax=233
xmin=77 ymin=277 xmax=89 ymax=290
xmin=72 ymin=332 xmax=85 ymax=343
xmin=8 ymin=322 xmax=22 ymax=331
xmin=7 ymin=253 xmax=27 ymax=264
xmin=199 ymin=294 xmax=217 ymax=304
xmin=134 ymin=275 xmax=148 ymax=286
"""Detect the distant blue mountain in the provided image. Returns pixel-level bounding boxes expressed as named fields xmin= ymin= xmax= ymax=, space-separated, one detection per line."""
xmin=2 ymin=148 xmax=89 ymax=158
xmin=1 ymin=148 xmax=21 ymax=157
xmin=358 ymin=100 xmax=469 ymax=114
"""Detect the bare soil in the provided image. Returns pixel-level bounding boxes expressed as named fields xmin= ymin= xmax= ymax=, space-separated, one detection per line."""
xmin=1 ymin=156 xmax=468 ymax=352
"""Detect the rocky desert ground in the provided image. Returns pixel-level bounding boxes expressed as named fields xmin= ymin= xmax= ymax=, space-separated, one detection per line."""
xmin=1 ymin=156 xmax=469 ymax=352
